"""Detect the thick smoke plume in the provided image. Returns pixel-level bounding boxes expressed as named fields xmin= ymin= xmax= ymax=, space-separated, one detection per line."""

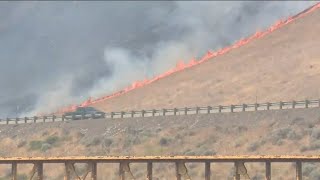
xmin=0 ymin=1 xmax=318 ymax=117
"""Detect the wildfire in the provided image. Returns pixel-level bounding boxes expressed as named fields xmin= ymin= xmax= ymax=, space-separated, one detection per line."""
xmin=57 ymin=2 xmax=320 ymax=114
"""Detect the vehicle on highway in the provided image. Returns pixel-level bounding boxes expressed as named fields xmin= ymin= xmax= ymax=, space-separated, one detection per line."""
xmin=63 ymin=107 xmax=105 ymax=120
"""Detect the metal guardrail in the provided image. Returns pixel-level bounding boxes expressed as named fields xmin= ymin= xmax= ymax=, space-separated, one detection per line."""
xmin=2 ymin=155 xmax=319 ymax=179
xmin=1 ymin=99 xmax=320 ymax=124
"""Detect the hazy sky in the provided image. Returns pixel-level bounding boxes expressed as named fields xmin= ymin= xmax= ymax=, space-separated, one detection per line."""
xmin=0 ymin=1 xmax=318 ymax=117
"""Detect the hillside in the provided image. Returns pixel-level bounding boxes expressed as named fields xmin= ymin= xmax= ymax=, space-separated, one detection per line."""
xmin=1 ymin=108 xmax=320 ymax=179
xmin=90 ymin=4 xmax=320 ymax=113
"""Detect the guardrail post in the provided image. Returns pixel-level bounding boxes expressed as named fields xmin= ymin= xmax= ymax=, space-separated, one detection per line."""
xmin=15 ymin=118 xmax=18 ymax=124
xmin=72 ymin=114 xmax=75 ymax=120
xmin=279 ymin=101 xmax=283 ymax=109
xmin=318 ymin=99 xmax=320 ymax=107
xmin=242 ymin=104 xmax=246 ymax=112
xmin=152 ymin=110 xmax=156 ymax=117
xmin=218 ymin=106 xmax=222 ymax=113
xmin=91 ymin=162 xmax=97 ymax=180
xmin=205 ymin=162 xmax=211 ymax=180
xmin=12 ymin=162 xmax=17 ymax=180
xmin=6 ymin=118 xmax=9 ymax=124
xmin=230 ymin=105 xmax=234 ymax=113
xmin=33 ymin=116 xmax=37 ymax=123
xmin=266 ymin=161 xmax=271 ymax=180
xmin=81 ymin=113 xmax=85 ymax=120
xmin=163 ymin=109 xmax=166 ymax=116
xmin=296 ymin=161 xmax=302 ymax=180
xmin=111 ymin=112 xmax=114 ymax=119
xmin=131 ymin=111 xmax=135 ymax=118
xmin=292 ymin=101 xmax=296 ymax=108
xmin=174 ymin=108 xmax=178 ymax=115
xmin=43 ymin=116 xmax=46 ymax=122
xmin=121 ymin=112 xmax=124 ymax=118
xmin=24 ymin=117 xmax=28 ymax=123
xmin=147 ymin=162 xmax=152 ymax=180
xmin=254 ymin=103 xmax=258 ymax=111
xmin=52 ymin=115 xmax=56 ymax=122
xmin=207 ymin=106 xmax=212 ymax=114
xmin=305 ymin=100 xmax=309 ymax=108
xmin=184 ymin=107 xmax=188 ymax=115
xmin=266 ymin=102 xmax=270 ymax=110
xmin=142 ymin=110 xmax=145 ymax=117
xmin=62 ymin=115 xmax=65 ymax=122
xmin=196 ymin=107 xmax=200 ymax=114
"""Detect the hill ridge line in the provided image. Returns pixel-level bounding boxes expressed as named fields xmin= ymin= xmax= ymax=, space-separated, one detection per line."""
xmin=55 ymin=2 xmax=320 ymax=113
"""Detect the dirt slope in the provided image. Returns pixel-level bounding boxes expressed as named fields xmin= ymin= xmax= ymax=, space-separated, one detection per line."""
xmin=92 ymin=7 xmax=320 ymax=112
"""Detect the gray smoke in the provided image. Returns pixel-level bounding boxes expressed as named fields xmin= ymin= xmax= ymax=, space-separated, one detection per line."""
xmin=0 ymin=1 xmax=318 ymax=117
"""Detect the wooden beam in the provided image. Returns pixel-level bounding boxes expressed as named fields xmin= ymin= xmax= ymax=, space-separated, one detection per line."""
xmin=147 ymin=162 xmax=152 ymax=180
xmin=205 ymin=162 xmax=210 ymax=180
xmin=266 ymin=161 xmax=271 ymax=180
xmin=175 ymin=162 xmax=181 ymax=180
xmin=296 ymin=161 xmax=302 ymax=180
xmin=11 ymin=162 xmax=17 ymax=180
xmin=91 ymin=162 xmax=97 ymax=180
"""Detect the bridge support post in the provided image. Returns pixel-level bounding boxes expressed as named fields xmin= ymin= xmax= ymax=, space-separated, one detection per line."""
xmin=205 ymin=162 xmax=211 ymax=180
xmin=11 ymin=162 xmax=17 ymax=180
xmin=37 ymin=162 xmax=43 ymax=180
xmin=296 ymin=161 xmax=302 ymax=180
xmin=175 ymin=162 xmax=182 ymax=180
xmin=266 ymin=161 xmax=271 ymax=180
xmin=147 ymin=162 xmax=152 ymax=180
xmin=234 ymin=162 xmax=241 ymax=180
xmin=91 ymin=162 xmax=97 ymax=180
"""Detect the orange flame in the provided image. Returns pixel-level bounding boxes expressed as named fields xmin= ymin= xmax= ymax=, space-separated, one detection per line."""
xmin=56 ymin=3 xmax=320 ymax=114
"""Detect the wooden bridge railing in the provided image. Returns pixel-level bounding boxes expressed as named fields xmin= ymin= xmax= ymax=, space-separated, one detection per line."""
xmin=2 ymin=155 xmax=320 ymax=179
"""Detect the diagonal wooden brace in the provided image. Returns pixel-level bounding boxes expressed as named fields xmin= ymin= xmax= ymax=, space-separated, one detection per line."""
xmin=234 ymin=161 xmax=250 ymax=180
xmin=64 ymin=162 xmax=81 ymax=180
xmin=176 ymin=162 xmax=191 ymax=180
xmin=29 ymin=162 xmax=43 ymax=180
xmin=119 ymin=162 xmax=135 ymax=180
xmin=82 ymin=162 xmax=97 ymax=180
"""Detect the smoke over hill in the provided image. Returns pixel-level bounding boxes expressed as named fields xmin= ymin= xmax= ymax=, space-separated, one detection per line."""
xmin=0 ymin=1 xmax=318 ymax=117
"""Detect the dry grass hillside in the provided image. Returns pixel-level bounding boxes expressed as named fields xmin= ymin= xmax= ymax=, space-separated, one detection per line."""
xmin=92 ymin=6 xmax=320 ymax=113
xmin=1 ymin=108 xmax=320 ymax=179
